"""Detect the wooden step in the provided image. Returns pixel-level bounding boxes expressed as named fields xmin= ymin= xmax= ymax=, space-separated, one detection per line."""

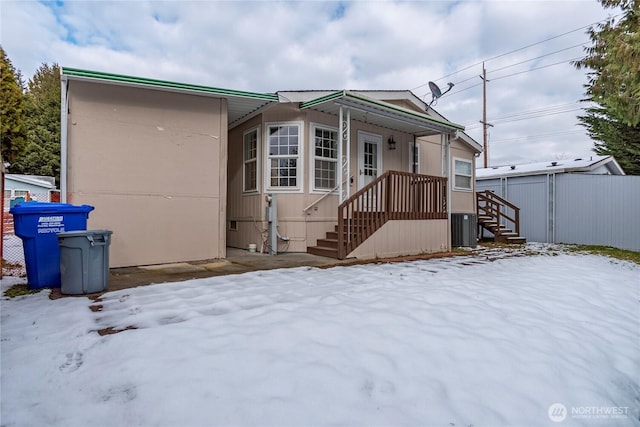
xmin=505 ymin=236 xmax=527 ymax=244
xmin=307 ymin=246 xmax=339 ymax=259
xmin=316 ymin=238 xmax=338 ymax=249
xmin=494 ymin=235 xmax=527 ymax=244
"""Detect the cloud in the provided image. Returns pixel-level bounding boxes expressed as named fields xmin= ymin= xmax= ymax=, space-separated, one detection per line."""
xmin=0 ymin=0 xmax=614 ymax=167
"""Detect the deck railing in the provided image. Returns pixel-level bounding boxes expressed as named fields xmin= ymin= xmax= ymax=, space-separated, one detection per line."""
xmin=476 ymin=190 xmax=520 ymax=237
xmin=337 ymin=171 xmax=447 ymax=259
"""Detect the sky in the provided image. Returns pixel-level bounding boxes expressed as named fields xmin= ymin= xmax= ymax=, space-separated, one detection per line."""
xmin=0 ymin=0 xmax=619 ymax=168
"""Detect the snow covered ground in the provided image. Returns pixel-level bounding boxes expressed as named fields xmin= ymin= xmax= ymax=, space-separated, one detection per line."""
xmin=1 ymin=245 xmax=638 ymax=427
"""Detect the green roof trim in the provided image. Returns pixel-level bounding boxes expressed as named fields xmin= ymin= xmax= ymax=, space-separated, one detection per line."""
xmin=301 ymin=90 xmax=464 ymax=131
xmin=62 ymin=67 xmax=278 ymax=101
xmin=344 ymin=92 xmax=464 ymax=130
xmin=299 ymin=90 xmax=346 ymax=109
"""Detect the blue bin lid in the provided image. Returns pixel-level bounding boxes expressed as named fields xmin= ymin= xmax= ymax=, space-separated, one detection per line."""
xmin=9 ymin=202 xmax=95 ymax=215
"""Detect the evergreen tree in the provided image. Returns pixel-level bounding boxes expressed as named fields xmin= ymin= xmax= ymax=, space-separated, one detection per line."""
xmin=0 ymin=46 xmax=27 ymax=163
xmin=574 ymin=0 xmax=639 ymax=174
xmin=10 ymin=63 xmax=61 ymax=183
xmin=580 ymin=105 xmax=640 ymax=174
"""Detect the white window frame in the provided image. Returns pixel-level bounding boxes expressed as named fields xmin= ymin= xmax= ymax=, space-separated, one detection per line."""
xmin=310 ymin=123 xmax=339 ymax=194
xmin=242 ymin=126 xmax=260 ymax=194
xmin=453 ymin=157 xmax=473 ymax=191
xmin=408 ymin=141 xmax=420 ymax=174
xmin=264 ymin=121 xmax=304 ymax=193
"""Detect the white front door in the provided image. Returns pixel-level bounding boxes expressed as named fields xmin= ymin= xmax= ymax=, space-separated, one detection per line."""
xmin=357 ymin=131 xmax=382 ymax=211
xmin=357 ymin=131 xmax=382 ymax=190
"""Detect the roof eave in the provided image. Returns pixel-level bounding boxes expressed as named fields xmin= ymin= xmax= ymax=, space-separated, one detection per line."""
xmin=61 ymin=67 xmax=278 ymax=102
xmin=301 ymin=91 xmax=464 ymax=135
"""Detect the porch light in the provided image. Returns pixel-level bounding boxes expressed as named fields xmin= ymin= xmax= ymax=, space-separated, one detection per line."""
xmin=388 ymin=135 xmax=397 ymax=150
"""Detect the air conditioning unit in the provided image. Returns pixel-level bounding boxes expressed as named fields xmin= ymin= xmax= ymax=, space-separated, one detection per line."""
xmin=451 ymin=213 xmax=477 ymax=248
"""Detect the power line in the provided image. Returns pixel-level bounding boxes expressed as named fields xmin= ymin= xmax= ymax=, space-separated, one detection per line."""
xmin=465 ymin=109 xmax=583 ymax=130
xmin=489 ymin=129 xmax=585 ymax=144
xmin=463 ymin=102 xmax=584 ymax=129
xmin=433 ymin=55 xmax=585 ymax=100
xmin=490 ymin=56 xmax=585 ymax=81
xmin=412 ymin=14 xmax=620 ymax=92
xmin=488 ymin=43 xmax=586 ymax=74
xmin=450 ymin=42 xmax=586 ymax=87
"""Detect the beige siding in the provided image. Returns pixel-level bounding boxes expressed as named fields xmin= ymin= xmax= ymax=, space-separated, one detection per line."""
xmin=227 ymin=105 xmax=432 ymax=252
xmin=227 ymin=116 xmax=263 ymax=250
xmin=450 ymin=139 xmax=476 ymax=213
xmin=419 ymin=136 xmax=444 ymax=176
xmin=67 ymin=81 xmax=227 ymax=267
xmin=347 ymin=219 xmax=448 ymax=259
xmin=226 ymin=103 xmax=478 ymax=255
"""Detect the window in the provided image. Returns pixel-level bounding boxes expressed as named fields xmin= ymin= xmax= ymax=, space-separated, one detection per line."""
xmin=312 ymin=125 xmax=338 ymax=191
xmin=454 ymin=158 xmax=473 ymax=190
xmin=408 ymin=141 xmax=420 ymax=173
xmin=266 ymin=123 xmax=301 ymax=190
xmin=243 ymin=128 xmax=258 ymax=192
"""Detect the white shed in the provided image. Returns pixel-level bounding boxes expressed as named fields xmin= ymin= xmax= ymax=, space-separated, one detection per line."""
xmin=476 ymin=156 xmax=640 ymax=251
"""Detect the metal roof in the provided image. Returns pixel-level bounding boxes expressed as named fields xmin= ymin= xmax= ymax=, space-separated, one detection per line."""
xmin=5 ymin=174 xmax=56 ymax=189
xmin=61 ymin=67 xmax=278 ymax=127
xmin=61 ymin=69 xmax=469 ymax=137
xmin=300 ymin=91 xmax=464 ymax=137
xmin=476 ymin=155 xmax=626 ymax=179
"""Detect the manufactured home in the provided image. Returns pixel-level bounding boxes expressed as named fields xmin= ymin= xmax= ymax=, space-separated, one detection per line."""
xmin=61 ymin=68 xmax=481 ymax=268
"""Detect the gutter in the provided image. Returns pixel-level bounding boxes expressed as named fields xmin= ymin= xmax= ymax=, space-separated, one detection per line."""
xmin=60 ymin=77 xmax=68 ymax=203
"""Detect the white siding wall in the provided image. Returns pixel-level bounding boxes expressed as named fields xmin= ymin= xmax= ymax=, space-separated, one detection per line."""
xmin=477 ymin=174 xmax=640 ymax=251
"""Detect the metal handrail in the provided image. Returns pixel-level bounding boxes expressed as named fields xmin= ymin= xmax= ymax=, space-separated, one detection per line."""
xmin=302 ymin=178 xmax=351 ymax=213
xmin=302 ymin=185 xmax=340 ymax=213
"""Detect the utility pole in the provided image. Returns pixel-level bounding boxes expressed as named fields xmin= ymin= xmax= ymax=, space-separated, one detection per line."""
xmin=479 ymin=63 xmax=493 ymax=168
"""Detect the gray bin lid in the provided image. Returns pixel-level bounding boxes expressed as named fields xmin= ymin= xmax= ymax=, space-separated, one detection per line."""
xmin=57 ymin=229 xmax=113 ymax=238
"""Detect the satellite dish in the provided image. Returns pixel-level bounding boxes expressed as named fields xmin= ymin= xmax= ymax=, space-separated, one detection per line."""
xmin=427 ymin=81 xmax=454 ymax=108
xmin=428 ymin=81 xmax=442 ymax=99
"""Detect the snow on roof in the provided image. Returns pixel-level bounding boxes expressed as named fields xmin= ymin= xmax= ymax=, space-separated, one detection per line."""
xmin=476 ymin=155 xmax=625 ymax=179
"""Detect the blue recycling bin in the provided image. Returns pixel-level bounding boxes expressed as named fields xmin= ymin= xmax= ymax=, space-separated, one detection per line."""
xmin=10 ymin=202 xmax=94 ymax=289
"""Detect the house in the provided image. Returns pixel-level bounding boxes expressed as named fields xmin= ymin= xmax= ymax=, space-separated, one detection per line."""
xmin=3 ymin=174 xmax=58 ymax=210
xmin=476 ymin=156 xmax=640 ymax=251
xmin=61 ymin=68 xmax=482 ymax=268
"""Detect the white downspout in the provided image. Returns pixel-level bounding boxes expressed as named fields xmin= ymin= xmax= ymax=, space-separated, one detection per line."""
xmin=60 ymin=77 xmax=68 ymax=203
xmin=447 ymin=133 xmax=452 ymax=252
xmin=338 ymin=106 xmax=343 ymax=202
xmin=441 ymin=133 xmax=452 ymax=251
xmin=345 ymin=108 xmax=351 ymax=200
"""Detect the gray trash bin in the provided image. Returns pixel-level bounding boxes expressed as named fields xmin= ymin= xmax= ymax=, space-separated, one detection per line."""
xmin=57 ymin=230 xmax=112 ymax=295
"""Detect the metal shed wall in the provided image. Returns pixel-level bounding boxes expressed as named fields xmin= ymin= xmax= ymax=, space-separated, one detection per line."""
xmin=554 ymin=174 xmax=640 ymax=250
xmin=476 ymin=174 xmax=640 ymax=251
